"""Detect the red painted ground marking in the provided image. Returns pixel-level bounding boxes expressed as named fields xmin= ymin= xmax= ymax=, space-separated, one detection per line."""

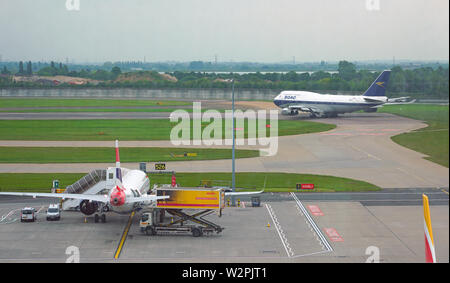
xmin=307 ymin=205 xmax=324 ymax=216
xmin=320 ymin=133 xmax=353 ymax=136
xmin=324 ymin=228 xmax=344 ymax=242
xmin=361 ymin=133 xmax=386 ymax=136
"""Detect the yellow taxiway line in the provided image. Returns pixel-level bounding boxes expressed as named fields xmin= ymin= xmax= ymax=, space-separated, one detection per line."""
xmin=114 ymin=211 xmax=135 ymax=260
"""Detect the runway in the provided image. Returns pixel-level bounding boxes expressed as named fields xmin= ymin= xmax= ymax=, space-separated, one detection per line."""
xmin=0 ymin=112 xmax=448 ymax=189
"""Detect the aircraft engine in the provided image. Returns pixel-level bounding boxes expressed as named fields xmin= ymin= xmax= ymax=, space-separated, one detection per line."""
xmin=364 ymin=108 xmax=377 ymax=113
xmin=281 ymin=108 xmax=299 ymax=115
xmin=79 ymin=200 xmax=99 ymax=215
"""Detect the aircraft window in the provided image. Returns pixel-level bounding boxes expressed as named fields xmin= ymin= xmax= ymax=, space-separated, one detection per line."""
xmin=108 ymin=173 xmax=114 ymax=180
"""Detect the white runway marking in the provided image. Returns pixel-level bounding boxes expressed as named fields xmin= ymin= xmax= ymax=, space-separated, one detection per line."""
xmin=265 ymin=203 xmax=294 ymax=258
xmin=290 ymin=192 xmax=333 ymax=253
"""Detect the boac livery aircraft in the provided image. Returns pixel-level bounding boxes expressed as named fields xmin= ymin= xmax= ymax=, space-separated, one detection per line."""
xmin=274 ymin=70 xmax=414 ymax=118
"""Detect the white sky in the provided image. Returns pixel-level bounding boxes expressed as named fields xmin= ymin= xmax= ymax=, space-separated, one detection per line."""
xmin=0 ymin=0 xmax=448 ymax=63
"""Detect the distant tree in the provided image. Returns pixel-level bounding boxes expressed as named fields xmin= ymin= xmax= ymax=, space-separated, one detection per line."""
xmin=298 ymin=72 xmax=310 ymax=81
xmin=111 ymin=66 xmax=121 ymax=79
xmin=50 ymin=61 xmax=55 ymax=68
xmin=310 ymin=71 xmax=331 ymax=81
xmin=91 ymin=69 xmax=111 ymax=81
xmin=338 ymin=60 xmax=357 ymax=80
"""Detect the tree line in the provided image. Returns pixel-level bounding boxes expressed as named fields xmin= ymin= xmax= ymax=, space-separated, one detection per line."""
xmin=0 ymin=61 xmax=448 ymax=98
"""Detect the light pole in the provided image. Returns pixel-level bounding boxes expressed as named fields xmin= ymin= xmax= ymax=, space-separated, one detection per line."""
xmin=231 ymin=79 xmax=236 ymax=206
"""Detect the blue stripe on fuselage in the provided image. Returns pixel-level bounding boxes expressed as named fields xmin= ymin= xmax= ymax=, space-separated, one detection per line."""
xmin=273 ymin=99 xmax=381 ymax=107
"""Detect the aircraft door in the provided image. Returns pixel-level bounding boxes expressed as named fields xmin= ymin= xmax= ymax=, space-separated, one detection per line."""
xmin=106 ymin=168 xmax=116 ymax=186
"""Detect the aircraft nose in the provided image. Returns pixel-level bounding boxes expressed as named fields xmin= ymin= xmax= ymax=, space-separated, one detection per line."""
xmin=273 ymin=94 xmax=282 ymax=106
xmin=110 ymin=186 xmax=126 ymax=206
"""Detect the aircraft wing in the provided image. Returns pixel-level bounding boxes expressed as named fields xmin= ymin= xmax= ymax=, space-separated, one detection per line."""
xmin=225 ymin=190 xmax=264 ymax=196
xmin=0 ymin=192 xmax=109 ymax=203
xmin=288 ymin=105 xmax=322 ymax=114
xmin=127 ymin=195 xmax=170 ymax=203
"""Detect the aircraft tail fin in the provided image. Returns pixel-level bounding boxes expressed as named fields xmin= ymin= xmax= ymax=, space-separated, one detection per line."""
xmin=115 ymin=140 xmax=122 ymax=182
xmin=363 ymin=70 xmax=391 ymax=97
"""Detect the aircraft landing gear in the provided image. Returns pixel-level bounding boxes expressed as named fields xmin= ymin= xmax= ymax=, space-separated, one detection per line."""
xmin=94 ymin=213 xmax=106 ymax=223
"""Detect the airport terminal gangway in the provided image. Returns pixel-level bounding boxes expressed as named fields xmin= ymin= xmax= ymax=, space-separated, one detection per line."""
xmin=64 ymin=169 xmax=107 ymax=195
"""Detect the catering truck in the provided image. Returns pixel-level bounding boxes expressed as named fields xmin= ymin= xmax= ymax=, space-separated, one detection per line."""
xmin=140 ymin=187 xmax=225 ymax=237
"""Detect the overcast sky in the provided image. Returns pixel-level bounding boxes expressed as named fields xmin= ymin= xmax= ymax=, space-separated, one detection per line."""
xmin=0 ymin=0 xmax=448 ymax=63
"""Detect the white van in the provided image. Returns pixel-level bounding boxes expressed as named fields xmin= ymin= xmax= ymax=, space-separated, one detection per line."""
xmin=46 ymin=204 xmax=61 ymax=221
xmin=21 ymin=207 xmax=37 ymax=222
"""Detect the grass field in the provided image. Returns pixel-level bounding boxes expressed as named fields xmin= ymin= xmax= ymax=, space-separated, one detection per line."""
xmin=0 ymin=98 xmax=191 ymax=108
xmin=0 ymin=108 xmax=220 ymax=113
xmin=379 ymin=104 xmax=449 ymax=167
xmin=0 ymin=147 xmax=259 ymax=163
xmin=0 ymin=119 xmax=335 ymax=141
xmin=0 ymin=172 xmax=380 ymax=193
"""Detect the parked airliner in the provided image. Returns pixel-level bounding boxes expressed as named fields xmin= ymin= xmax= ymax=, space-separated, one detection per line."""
xmin=0 ymin=140 xmax=262 ymax=223
xmin=273 ymin=70 xmax=414 ymax=118
xmin=0 ymin=141 xmax=170 ymax=222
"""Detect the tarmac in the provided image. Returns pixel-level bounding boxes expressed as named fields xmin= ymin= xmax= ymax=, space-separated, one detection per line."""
xmin=0 ymin=105 xmax=448 ymax=263
xmin=0 ymin=190 xmax=447 ymax=263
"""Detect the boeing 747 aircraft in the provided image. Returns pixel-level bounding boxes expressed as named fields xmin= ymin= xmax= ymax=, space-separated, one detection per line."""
xmin=273 ymin=70 xmax=414 ymax=118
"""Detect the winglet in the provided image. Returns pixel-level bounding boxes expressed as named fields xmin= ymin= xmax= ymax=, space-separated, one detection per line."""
xmin=423 ymin=194 xmax=437 ymax=263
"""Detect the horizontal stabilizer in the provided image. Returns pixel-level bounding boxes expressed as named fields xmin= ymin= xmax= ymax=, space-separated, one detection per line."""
xmin=364 ymin=97 xmax=386 ymax=103
xmin=385 ymin=99 xmax=416 ymax=105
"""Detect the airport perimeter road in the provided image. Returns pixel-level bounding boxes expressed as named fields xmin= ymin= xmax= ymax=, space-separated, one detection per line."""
xmin=0 ymin=113 xmax=447 ymax=189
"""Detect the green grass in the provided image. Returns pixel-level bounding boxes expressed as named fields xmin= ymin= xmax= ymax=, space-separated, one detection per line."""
xmin=379 ymin=104 xmax=449 ymax=167
xmin=0 ymin=98 xmax=190 ymax=108
xmin=0 ymin=172 xmax=380 ymax=193
xmin=0 ymin=173 xmax=86 ymax=192
xmin=0 ymin=119 xmax=335 ymax=141
xmin=0 ymin=147 xmax=259 ymax=163
xmin=150 ymin=172 xmax=380 ymax=192
xmin=0 ymin=108 xmax=219 ymax=113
